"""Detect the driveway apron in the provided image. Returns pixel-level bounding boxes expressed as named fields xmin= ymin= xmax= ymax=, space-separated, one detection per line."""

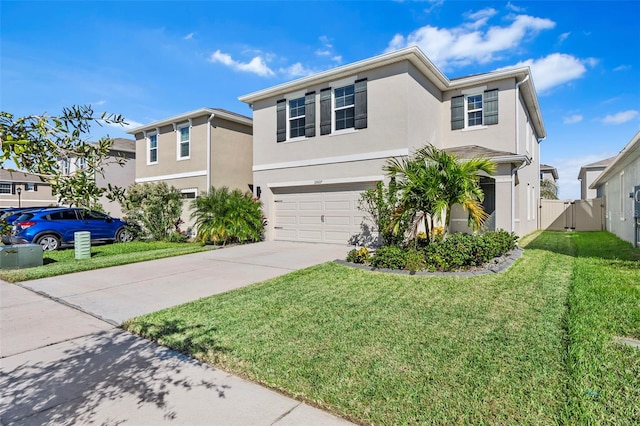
xmin=1 ymin=241 xmax=352 ymax=425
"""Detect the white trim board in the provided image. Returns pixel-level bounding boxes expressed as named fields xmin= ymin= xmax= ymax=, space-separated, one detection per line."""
xmin=135 ymin=170 xmax=206 ymax=183
xmin=253 ymin=148 xmax=409 ymax=172
xmin=268 ymin=175 xmax=384 ymax=189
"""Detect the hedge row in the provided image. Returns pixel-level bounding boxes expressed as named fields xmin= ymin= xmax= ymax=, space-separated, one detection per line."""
xmin=346 ymin=230 xmax=518 ymax=272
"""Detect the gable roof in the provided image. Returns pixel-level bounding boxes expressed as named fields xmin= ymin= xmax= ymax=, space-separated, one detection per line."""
xmin=540 ymin=164 xmax=559 ymax=180
xmin=110 ymin=138 xmax=136 ymax=153
xmin=0 ymin=169 xmax=47 ymax=183
xmin=590 ymin=130 xmax=640 ymax=189
xmin=577 ymin=156 xmax=616 ymax=180
xmin=238 ymin=46 xmax=545 ymax=139
xmin=127 ymin=108 xmax=252 ymax=135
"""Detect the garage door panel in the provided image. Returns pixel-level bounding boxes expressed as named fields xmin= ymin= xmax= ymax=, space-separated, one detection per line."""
xmin=299 ymin=215 xmax=322 ymax=225
xmin=272 ymin=183 xmax=377 ymax=243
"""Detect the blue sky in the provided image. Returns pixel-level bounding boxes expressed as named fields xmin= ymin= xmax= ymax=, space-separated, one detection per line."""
xmin=2 ymin=1 xmax=639 ymax=199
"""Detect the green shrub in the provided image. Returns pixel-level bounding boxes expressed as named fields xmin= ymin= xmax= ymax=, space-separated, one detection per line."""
xmin=191 ymin=187 xmax=265 ymax=246
xmin=404 ymin=248 xmax=426 ymax=271
xmin=346 ymin=247 xmax=371 ymax=264
xmin=121 ymin=182 xmax=183 ymax=241
xmin=166 ymin=231 xmax=188 ymax=243
xmin=371 ymin=246 xmax=407 ymax=269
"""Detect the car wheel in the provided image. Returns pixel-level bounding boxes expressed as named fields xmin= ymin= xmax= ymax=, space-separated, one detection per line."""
xmin=37 ymin=234 xmax=61 ymax=251
xmin=115 ymin=228 xmax=133 ymax=243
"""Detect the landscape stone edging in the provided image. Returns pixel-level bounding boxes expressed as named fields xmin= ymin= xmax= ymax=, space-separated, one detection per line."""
xmin=334 ymin=246 xmax=524 ymax=277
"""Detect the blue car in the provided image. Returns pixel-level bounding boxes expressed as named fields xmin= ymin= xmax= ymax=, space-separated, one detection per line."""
xmin=9 ymin=207 xmax=132 ymax=251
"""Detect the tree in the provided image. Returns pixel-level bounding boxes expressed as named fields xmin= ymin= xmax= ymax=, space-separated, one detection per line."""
xmin=0 ymin=105 xmax=127 ymax=208
xmin=384 ymin=144 xmax=496 ymax=240
xmin=357 ymin=179 xmax=408 ymax=247
xmin=191 ymin=187 xmax=265 ymax=246
xmin=121 ymin=182 xmax=183 ymax=241
xmin=540 ymin=179 xmax=559 ymax=200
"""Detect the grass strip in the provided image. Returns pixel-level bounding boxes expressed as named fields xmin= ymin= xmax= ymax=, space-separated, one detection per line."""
xmin=0 ymin=241 xmax=210 ymax=283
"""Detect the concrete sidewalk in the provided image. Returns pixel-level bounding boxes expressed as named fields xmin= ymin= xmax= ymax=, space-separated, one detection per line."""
xmin=1 ymin=242 xmax=353 ymax=425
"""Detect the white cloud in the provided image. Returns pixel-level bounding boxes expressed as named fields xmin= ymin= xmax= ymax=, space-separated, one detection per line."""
xmin=506 ymin=2 xmax=525 ymax=12
xmin=385 ymin=13 xmax=555 ymax=70
xmin=315 ymin=49 xmax=331 ymax=56
xmin=209 ymin=50 xmax=274 ymax=77
xmin=183 ymin=32 xmax=194 ymax=40
xmin=279 ymin=62 xmax=316 ymax=78
xmin=332 ymin=55 xmax=342 ymax=64
xmin=558 ymin=32 xmax=570 ymax=43
xmin=105 ymin=119 xmax=144 ymax=131
xmin=563 ymin=114 xmax=583 ymax=124
xmin=500 ymin=53 xmax=592 ymax=92
xmin=92 ymin=100 xmax=106 ymax=106
xmin=463 ymin=8 xmax=497 ymax=29
xmin=613 ymin=64 xmax=631 ymax=71
xmin=602 ymin=110 xmax=639 ymax=125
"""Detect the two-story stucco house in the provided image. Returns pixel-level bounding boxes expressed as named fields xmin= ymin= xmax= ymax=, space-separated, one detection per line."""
xmin=127 ymin=108 xmax=253 ymax=227
xmin=239 ymin=46 xmax=545 ymax=243
xmin=578 ymin=157 xmax=615 ymax=200
xmin=0 ymin=169 xmax=57 ymax=209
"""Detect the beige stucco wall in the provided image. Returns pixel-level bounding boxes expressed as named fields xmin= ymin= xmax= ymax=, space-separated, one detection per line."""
xmin=210 ymin=117 xmax=253 ymax=193
xmin=96 ymin=150 xmax=135 ymax=217
xmin=0 ymin=184 xmax=57 ymax=209
xmin=581 ymin=168 xmax=604 ymax=199
xmin=597 ymin=154 xmax=639 ymax=246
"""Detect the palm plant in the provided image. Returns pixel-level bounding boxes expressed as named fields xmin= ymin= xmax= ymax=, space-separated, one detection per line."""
xmin=384 ymin=144 xmax=496 ymax=241
xmin=540 ymin=179 xmax=559 ymax=199
xmin=191 ymin=187 xmax=265 ymax=245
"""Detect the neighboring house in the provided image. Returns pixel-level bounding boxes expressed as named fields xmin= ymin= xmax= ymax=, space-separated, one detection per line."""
xmin=127 ymin=108 xmax=253 ymax=228
xmin=578 ymin=157 xmax=614 ymax=200
xmin=239 ymin=46 xmax=545 ymax=243
xmin=590 ymin=131 xmax=640 ymax=247
xmin=0 ymin=169 xmax=57 ymax=209
xmin=540 ymin=164 xmax=559 ymax=183
xmin=60 ymin=138 xmax=136 ymax=218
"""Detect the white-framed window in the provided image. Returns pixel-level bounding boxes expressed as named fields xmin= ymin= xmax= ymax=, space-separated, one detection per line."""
xmin=61 ymin=158 xmax=71 ymax=174
xmin=25 ymin=183 xmax=36 ymax=192
xmin=466 ymin=94 xmax=483 ymax=127
xmin=0 ymin=183 xmax=11 ymax=194
xmin=334 ymin=84 xmax=355 ymax=131
xmin=177 ymin=124 xmax=190 ymax=160
xmin=147 ymin=132 xmax=158 ymax=165
xmin=620 ymin=171 xmax=625 ymax=220
xmin=288 ymin=97 xmax=306 ymax=139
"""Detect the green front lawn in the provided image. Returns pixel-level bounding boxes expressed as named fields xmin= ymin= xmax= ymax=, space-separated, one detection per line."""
xmin=0 ymin=241 xmax=210 ymax=283
xmin=124 ymin=231 xmax=640 ymax=424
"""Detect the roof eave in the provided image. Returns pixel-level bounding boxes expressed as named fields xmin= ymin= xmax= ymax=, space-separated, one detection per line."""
xmin=590 ymin=130 xmax=640 ymax=189
xmin=238 ymin=46 xmax=450 ymax=104
xmin=127 ymin=108 xmax=252 ymax=135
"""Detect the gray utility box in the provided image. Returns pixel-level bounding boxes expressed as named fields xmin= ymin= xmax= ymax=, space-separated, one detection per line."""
xmin=0 ymin=244 xmax=44 ymax=269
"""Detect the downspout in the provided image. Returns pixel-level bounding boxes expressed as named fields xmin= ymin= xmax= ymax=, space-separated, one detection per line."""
xmin=512 ymin=74 xmax=530 ymax=232
xmin=207 ymin=113 xmax=215 ymax=190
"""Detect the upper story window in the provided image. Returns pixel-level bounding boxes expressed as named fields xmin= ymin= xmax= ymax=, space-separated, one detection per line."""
xmin=25 ymin=183 xmax=37 ymax=192
xmin=275 ymin=78 xmax=367 ymax=142
xmin=147 ymin=133 xmax=158 ymax=165
xmin=61 ymin=158 xmax=71 ymax=174
xmin=451 ymin=89 xmax=498 ymax=130
xmin=289 ymin=97 xmax=306 ymax=138
xmin=177 ymin=124 xmax=190 ymax=159
xmin=334 ymin=84 xmax=355 ymax=131
xmin=0 ymin=183 xmax=11 ymax=194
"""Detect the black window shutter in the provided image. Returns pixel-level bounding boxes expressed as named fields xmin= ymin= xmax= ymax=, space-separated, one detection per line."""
xmin=320 ymin=88 xmax=332 ymax=135
xmin=484 ymin=89 xmax=498 ymax=125
xmin=304 ymin=91 xmax=316 ymax=138
xmin=276 ymin=99 xmax=286 ymax=142
xmin=451 ymin=95 xmax=464 ymax=130
xmin=354 ymin=78 xmax=368 ymax=129
xmin=34 ymin=184 xmax=38 ymax=192
xmin=11 ymin=183 xmax=15 ymax=194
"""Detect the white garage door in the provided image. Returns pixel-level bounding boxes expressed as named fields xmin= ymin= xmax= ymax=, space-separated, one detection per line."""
xmin=273 ymin=183 xmax=375 ymax=243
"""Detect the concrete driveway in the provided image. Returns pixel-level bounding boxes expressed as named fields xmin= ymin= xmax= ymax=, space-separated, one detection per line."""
xmin=1 ymin=241 xmax=353 ymax=425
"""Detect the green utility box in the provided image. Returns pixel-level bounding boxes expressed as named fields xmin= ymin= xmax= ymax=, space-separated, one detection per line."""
xmin=0 ymin=244 xmax=44 ymax=269
xmin=74 ymin=231 xmax=91 ymax=260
